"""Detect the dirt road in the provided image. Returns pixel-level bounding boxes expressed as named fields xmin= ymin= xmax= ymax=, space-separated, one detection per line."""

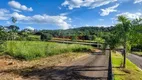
xmin=127 ymin=54 xmax=142 ymax=70
xmin=21 ymin=51 xmax=109 ymax=80
xmin=0 ymin=51 xmax=109 ymax=80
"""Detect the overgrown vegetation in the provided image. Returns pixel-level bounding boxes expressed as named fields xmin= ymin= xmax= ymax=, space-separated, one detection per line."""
xmin=1 ymin=41 xmax=92 ymax=60
xmin=41 ymin=33 xmax=52 ymax=41
xmin=112 ymin=52 xmax=142 ymax=80
xmin=132 ymin=52 xmax=142 ymax=56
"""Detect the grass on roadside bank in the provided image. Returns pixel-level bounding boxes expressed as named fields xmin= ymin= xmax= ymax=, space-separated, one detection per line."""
xmin=112 ymin=52 xmax=142 ymax=80
xmin=0 ymin=41 xmax=93 ymax=60
xmin=132 ymin=52 xmax=142 ymax=56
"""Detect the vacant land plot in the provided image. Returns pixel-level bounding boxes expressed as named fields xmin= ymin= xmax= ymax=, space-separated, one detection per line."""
xmin=0 ymin=41 xmax=93 ymax=60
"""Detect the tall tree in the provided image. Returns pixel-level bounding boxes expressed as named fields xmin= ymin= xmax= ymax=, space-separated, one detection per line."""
xmin=116 ymin=16 xmax=132 ymax=68
xmin=12 ymin=17 xmax=17 ymax=24
xmin=7 ymin=25 xmax=19 ymax=40
xmin=130 ymin=18 xmax=142 ymax=50
xmin=8 ymin=17 xmax=19 ymax=40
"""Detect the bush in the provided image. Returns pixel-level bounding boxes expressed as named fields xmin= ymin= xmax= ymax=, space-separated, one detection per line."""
xmin=3 ymin=41 xmax=92 ymax=60
xmin=0 ymin=40 xmax=5 ymax=52
xmin=71 ymin=35 xmax=77 ymax=41
xmin=41 ymin=33 xmax=52 ymax=41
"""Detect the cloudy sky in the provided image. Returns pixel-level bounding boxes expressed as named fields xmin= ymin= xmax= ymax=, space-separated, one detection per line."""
xmin=0 ymin=0 xmax=142 ymax=30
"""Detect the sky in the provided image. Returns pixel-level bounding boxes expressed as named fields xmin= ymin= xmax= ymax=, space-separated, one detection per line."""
xmin=0 ymin=0 xmax=142 ymax=30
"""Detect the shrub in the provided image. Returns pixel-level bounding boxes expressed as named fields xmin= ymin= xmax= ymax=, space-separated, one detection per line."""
xmin=41 ymin=33 xmax=52 ymax=41
xmin=71 ymin=35 xmax=77 ymax=41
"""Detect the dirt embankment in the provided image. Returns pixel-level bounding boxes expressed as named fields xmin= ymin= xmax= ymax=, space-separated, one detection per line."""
xmin=0 ymin=52 xmax=89 ymax=80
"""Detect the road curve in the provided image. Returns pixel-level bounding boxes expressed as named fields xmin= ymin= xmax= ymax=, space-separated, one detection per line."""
xmin=127 ymin=54 xmax=142 ymax=70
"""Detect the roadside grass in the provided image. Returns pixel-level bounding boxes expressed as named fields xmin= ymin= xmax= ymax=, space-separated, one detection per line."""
xmin=132 ymin=52 xmax=142 ymax=56
xmin=1 ymin=41 xmax=93 ymax=60
xmin=112 ymin=52 xmax=142 ymax=80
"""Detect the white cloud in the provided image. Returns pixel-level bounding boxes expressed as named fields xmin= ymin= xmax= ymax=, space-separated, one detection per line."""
xmin=99 ymin=19 xmax=104 ymax=21
xmin=62 ymin=0 xmax=117 ymax=10
xmin=117 ymin=12 xmax=142 ymax=19
xmin=0 ymin=9 xmax=9 ymax=20
xmin=11 ymin=8 xmax=21 ymax=12
xmin=9 ymin=12 xmax=71 ymax=29
xmin=11 ymin=12 xmax=29 ymax=20
xmin=58 ymin=7 xmax=62 ymax=10
xmin=134 ymin=0 xmax=142 ymax=4
xmin=100 ymin=4 xmax=119 ymax=16
xmin=29 ymin=14 xmax=71 ymax=29
xmin=111 ymin=18 xmax=117 ymax=24
xmin=0 ymin=8 xmax=71 ymax=30
xmin=6 ymin=21 xmax=11 ymax=24
xmin=8 ymin=1 xmax=33 ymax=11
xmin=26 ymin=26 xmax=35 ymax=30
xmin=96 ymin=24 xmax=112 ymax=27
xmin=60 ymin=12 xmax=69 ymax=16
xmin=85 ymin=24 xmax=90 ymax=26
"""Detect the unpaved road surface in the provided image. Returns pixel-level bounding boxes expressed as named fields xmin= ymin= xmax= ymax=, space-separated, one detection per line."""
xmin=22 ymin=51 xmax=109 ymax=80
xmin=0 ymin=51 xmax=109 ymax=80
xmin=127 ymin=54 xmax=142 ymax=70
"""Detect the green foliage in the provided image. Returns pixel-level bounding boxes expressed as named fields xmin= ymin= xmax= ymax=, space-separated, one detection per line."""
xmin=94 ymin=37 xmax=105 ymax=43
xmin=3 ymin=41 xmax=92 ymax=60
xmin=37 ymin=27 xmax=114 ymax=38
xmin=0 ymin=40 xmax=5 ymax=52
xmin=0 ymin=26 xmax=8 ymax=40
xmin=11 ymin=17 xmax=17 ymax=23
xmin=41 ymin=33 xmax=52 ymax=41
xmin=104 ymin=32 xmax=121 ymax=50
xmin=87 ymin=35 xmax=95 ymax=40
xmin=7 ymin=25 xmax=20 ymax=40
xmin=71 ymin=35 xmax=77 ymax=41
xmin=8 ymin=25 xmax=19 ymax=32
xmin=132 ymin=52 xmax=142 ymax=56
xmin=27 ymin=35 xmax=40 ymax=41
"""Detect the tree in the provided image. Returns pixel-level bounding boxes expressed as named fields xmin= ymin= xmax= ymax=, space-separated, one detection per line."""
xmin=116 ymin=16 xmax=132 ymax=68
xmin=130 ymin=18 xmax=142 ymax=51
xmin=41 ymin=33 xmax=52 ymax=41
xmin=71 ymin=34 xmax=77 ymax=41
xmin=12 ymin=17 xmax=17 ymax=24
xmin=7 ymin=25 xmax=19 ymax=40
xmin=0 ymin=26 xmax=8 ymax=40
xmin=7 ymin=17 xmax=19 ymax=40
xmin=0 ymin=26 xmax=8 ymax=52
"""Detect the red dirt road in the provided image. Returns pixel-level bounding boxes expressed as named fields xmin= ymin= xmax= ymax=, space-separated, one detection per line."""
xmin=22 ymin=52 xmax=109 ymax=80
xmin=0 ymin=51 xmax=109 ymax=80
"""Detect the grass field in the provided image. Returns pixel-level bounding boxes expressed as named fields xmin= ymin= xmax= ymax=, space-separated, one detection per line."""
xmin=1 ymin=41 xmax=93 ymax=60
xmin=112 ymin=52 xmax=142 ymax=80
xmin=132 ymin=52 xmax=142 ymax=56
